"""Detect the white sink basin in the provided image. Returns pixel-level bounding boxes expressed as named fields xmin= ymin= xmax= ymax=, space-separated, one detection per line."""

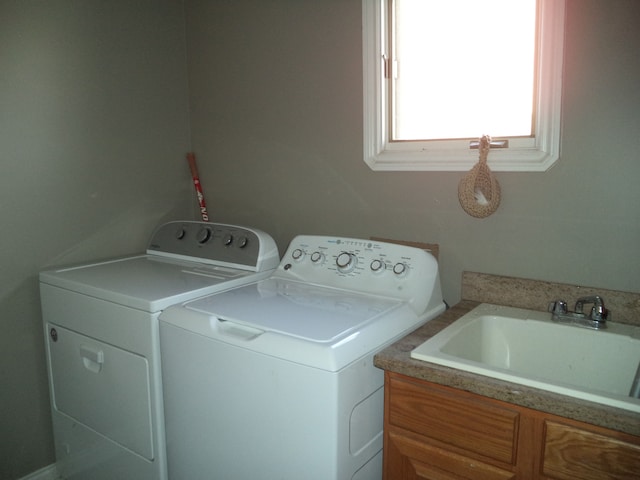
xmin=411 ymin=303 xmax=640 ymax=413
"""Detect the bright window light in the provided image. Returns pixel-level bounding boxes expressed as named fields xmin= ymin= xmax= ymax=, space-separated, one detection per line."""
xmin=393 ymin=0 xmax=537 ymax=141
xmin=362 ymin=0 xmax=565 ymax=171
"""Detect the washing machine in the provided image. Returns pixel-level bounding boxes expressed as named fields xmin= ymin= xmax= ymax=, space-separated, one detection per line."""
xmin=159 ymin=235 xmax=445 ymax=480
xmin=39 ymin=221 xmax=279 ymax=480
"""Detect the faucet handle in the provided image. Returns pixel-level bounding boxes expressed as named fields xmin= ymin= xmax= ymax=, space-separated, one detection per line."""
xmin=575 ymin=295 xmax=603 ymax=314
xmin=548 ymin=300 xmax=568 ymax=315
xmin=574 ymin=295 xmax=609 ymax=323
xmin=590 ymin=304 xmax=610 ymax=322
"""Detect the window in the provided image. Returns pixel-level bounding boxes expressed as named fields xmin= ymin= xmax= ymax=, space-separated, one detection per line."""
xmin=362 ymin=0 xmax=565 ymax=171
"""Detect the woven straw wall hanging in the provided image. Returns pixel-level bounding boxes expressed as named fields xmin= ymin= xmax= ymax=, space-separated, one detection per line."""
xmin=458 ymin=135 xmax=501 ymax=218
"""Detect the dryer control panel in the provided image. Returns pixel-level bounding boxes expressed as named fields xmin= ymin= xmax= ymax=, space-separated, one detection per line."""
xmin=274 ymin=235 xmax=443 ymax=316
xmin=147 ymin=221 xmax=279 ymax=272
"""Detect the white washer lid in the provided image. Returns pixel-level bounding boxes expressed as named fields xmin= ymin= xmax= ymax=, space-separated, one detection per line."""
xmin=39 ymin=255 xmax=262 ymax=312
xmin=183 ymin=278 xmax=404 ymax=342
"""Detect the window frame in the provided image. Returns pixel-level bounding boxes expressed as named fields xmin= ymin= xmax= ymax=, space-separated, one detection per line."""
xmin=362 ymin=0 xmax=565 ymax=172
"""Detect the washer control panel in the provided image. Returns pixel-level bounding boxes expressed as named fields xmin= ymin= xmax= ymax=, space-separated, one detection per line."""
xmin=276 ymin=235 xmax=441 ymax=311
xmin=147 ymin=221 xmax=279 ymax=271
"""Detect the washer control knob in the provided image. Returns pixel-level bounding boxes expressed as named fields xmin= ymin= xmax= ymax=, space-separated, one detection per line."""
xmin=393 ymin=262 xmax=408 ymax=276
xmin=370 ymin=259 xmax=385 ymax=273
xmin=197 ymin=227 xmax=212 ymax=244
xmin=292 ymin=248 xmax=304 ymax=260
xmin=310 ymin=251 xmax=325 ymax=264
xmin=237 ymin=236 xmax=249 ymax=248
xmin=223 ymin=234 xmax=233 ymax=246
xmin=175 ymin=226 xmax=186 ymax=240
xmin=336 ymin=252 xmax=356 ymax=271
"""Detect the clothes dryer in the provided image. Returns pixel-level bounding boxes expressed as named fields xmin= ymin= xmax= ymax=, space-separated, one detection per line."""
xmin=40 ymin=221 xmax=279 ymax=480
xmin=159 ymin=235 xmax=445 ymax=480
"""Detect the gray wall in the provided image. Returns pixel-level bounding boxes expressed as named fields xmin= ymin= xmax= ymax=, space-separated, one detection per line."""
xmin=2 ymin=0 xmax=640 ymax=477
xmin=0 ymin=1 xmax=191 ymax=478
xmin=185 ymin=0 xmax=640 ymax=304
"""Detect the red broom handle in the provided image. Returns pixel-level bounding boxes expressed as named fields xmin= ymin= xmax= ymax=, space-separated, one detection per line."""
xmin=186 ymin=152 xmax=209 ymax=221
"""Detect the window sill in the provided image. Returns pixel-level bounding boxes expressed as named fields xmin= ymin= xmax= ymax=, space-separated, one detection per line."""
xmin=364 ymin=143 xmax=561 ymax=172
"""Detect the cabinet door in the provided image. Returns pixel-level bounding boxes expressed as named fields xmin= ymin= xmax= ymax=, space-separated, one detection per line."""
xmin=542 ymin=421 xmax=640 ymax=480
xmin=387 ymin=374 xmax=520 ymax=465
xmin=385 ymin=427 xmax=516 ymax=480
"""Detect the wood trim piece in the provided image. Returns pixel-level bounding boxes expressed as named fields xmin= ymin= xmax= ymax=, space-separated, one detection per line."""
xmin=370 ymin=237 xmax=439 ymax=260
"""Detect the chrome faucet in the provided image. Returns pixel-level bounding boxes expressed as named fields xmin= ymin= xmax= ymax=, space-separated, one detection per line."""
xmin=574 ymin=295 xmax=608 ymax=322
xmin=547 ymin=295 xmax=609 ymax=330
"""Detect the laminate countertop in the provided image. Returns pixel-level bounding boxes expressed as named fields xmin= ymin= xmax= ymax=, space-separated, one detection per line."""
xmin=374 ymin=299 xmax=640 ymax=437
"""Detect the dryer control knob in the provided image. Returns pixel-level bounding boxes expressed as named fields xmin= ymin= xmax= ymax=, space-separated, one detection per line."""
xmin=197 ymin=227 xmax=212 ymax=244
xmin=238 ymin=236 xmax=249 ymax=248
xmin=223 ymin=234 xmax=233 ymax=246
xmin=292 ymin=248 xmax=304 ymax=260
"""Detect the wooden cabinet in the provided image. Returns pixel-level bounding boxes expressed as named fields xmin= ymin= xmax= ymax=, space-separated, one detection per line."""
xmin=541 ymin=421 xmax=640 ymax=480
xmin=384 ymin=372 xmax=640 ymax=480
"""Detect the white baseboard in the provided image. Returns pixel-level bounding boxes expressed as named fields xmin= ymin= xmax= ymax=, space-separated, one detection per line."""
xmin=18 ymin=464 xmax=61 ymax=480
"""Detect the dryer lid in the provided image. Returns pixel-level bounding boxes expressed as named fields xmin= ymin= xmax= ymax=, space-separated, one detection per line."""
xmin=40 ymin=255 xmax=261 ymax=312
xmin=183 ymin=278 xmax=404 ymax=342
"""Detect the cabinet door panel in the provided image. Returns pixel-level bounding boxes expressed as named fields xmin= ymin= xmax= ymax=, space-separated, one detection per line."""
xmin=388 ymin=375 xmax=519 ymax=464
xmin=542 ymin=421 xmax=640 ymax=480
xmin=386 ymin=428 xmax=516 ymax=480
